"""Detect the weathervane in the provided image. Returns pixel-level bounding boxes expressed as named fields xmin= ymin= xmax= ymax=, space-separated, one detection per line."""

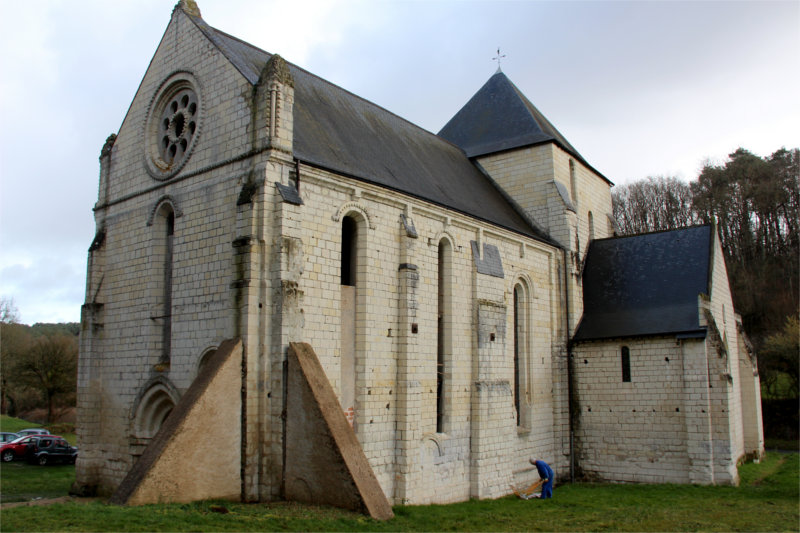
xmin=492 ymin=47 xmax=506 ymax=72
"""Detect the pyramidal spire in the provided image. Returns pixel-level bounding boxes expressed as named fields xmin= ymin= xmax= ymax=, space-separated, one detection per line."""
xmin=438 ymin=71 xmax=584 ymax=164
xmin=175 ymin=0 xmax=202 ymax=17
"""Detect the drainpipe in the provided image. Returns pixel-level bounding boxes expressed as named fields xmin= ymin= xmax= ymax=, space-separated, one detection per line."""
xmin=563 ymin=248 xmax=575 ymax=483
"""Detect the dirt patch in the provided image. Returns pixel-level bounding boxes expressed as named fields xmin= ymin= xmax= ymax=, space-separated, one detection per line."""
xmin=749 ymin=455 xmax=787 ymax=486
xmin=0 ymin=496 xmax=98 ymax=509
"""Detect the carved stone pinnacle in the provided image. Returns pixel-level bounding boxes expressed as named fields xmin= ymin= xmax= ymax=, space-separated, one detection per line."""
xmin=100 ymin=133 xmax=117 ymax=159
xmin=264 ymin=55 xmax=295 ymax=88
xmin=175 ymin=0 xmax=202 ymax=17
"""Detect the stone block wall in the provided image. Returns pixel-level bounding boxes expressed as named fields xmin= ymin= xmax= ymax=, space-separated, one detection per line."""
xmin=478 ymin=145 xmax=613 ymax=336
xmin=572 ymin=337 xmax=693 ymax=483
xmin=290 ymin=163 xmax=563 ymax=504
xmin=706 ymin=230 xmax=747 ymax=479
xmin=478 ymin=145 xmax=563 ymax=242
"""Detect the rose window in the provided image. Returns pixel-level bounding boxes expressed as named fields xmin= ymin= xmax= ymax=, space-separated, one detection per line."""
xmin=157 ymin=88 xmax=198 ymax=166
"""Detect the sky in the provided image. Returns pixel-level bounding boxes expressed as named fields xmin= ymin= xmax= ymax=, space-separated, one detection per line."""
xmin=0 ymin=0 xmax=798 ymax=325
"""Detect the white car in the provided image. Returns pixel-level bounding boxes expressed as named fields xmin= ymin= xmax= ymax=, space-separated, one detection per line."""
xmin=16 ymin=428 xmax=49 ymax=437
xmin=0 ymin=432 xmax=20 ymax=443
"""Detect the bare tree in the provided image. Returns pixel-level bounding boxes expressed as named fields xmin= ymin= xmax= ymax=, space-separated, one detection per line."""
xmin=612 ymin=176 xmax=697 ymax=235
xmin=0 ymin=297 xmax=20 ymax=324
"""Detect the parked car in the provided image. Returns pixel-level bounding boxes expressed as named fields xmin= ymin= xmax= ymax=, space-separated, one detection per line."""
xmin=0 ymin=434 xmax=50 ymax=462
xmin=17 ymin=428 xmax=49 ymax=437
xmin=27 ymin=436 xmax=77 ymax=465
xmin=0 ymin=432 xmax=20 ymax=443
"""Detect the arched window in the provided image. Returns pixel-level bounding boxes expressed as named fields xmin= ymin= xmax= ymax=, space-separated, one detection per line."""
xmin=341 ymin=216 xmax=357 ymax=286
xmin=513 ymin=282 xmax=530 ymax=427
xmin=621 ymin=346 xmax=631 ymax=383
xmin=153 ymin=203 xmax=175 ymax=365
xmin=340 ymin=214 xmax=362 ymax=428
xmin=198 ymin=347 xmax=217 ymax=375
xmin=133 ymin=383 xmax=178 ymax=439
xmin=437 ymin=238 xmax=452 ymax=433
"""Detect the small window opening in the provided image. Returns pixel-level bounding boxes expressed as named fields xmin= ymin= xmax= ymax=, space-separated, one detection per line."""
xmin=436 ymin=239 xmax=452 ymax=433
xmin=172 ymin=113 xmax=185 ymax=138
xmin=513 ymin=285 xmax=522 ymax=426
xmin=569 ymin=159 xmax=578 ymax=205
xmin=341 ymin=216 xmax=357 ymax=286
xmin=621 ymin=346 xmax=631 ymax=383
xmin=161 ymin=208 xmax=175 ymax=364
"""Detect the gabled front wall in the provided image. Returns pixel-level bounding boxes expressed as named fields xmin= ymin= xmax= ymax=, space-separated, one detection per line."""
xmin=78 ymin=9 xmax=279 ymax=495
xmin=106 ymin=13 xmax=255 ymax=203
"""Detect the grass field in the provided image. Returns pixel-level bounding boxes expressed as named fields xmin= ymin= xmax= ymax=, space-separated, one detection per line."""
xmin=0 ymin=415 xmax=76 ymax=445
xmin=1 ymin=451 xmax=797 ymax=532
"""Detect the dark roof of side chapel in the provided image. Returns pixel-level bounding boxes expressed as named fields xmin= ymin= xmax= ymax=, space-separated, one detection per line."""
xmin=572 ymin=225 xmax=713 ymax=342
xmin=186 ymin=14 xmax=553 ymax=243
xmin=438 ymin=71 xmax=611 ymax=184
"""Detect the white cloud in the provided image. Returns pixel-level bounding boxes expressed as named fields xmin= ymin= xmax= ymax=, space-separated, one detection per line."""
xmin=0 ymin=254 xmax=85 ymax=324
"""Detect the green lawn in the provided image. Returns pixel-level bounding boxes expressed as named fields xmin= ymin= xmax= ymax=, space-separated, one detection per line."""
xmin=0 ymin=415 xmax=76 ymax=445
xmin=0 ymin=461 xmax=76 ymax=504
xmin=0 ymin=415 xmax=45 ymax=434
xmin=1 ymin=452 xmax=797 ymax=532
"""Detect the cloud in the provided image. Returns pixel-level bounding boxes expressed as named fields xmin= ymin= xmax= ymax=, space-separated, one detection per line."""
xmin=0 ymin=254 xmax=85 ymax=324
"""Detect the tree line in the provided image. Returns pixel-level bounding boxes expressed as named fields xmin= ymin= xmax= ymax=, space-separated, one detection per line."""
xmin=0 ymin=298 xmax=78 ymax=423
xmin=612 ymin=147 xmax=799 ymax=399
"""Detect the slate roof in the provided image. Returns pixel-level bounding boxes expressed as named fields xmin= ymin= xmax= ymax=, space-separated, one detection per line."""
xmin=187 ymin=14 xmax=553 ymax=243
xmin=438 ymin=72 xmax=610 ymax=184
xmin=572 ymin=225 xmax=713 ymax=342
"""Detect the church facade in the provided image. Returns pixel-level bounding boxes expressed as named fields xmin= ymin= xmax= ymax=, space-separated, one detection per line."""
xmin=75 ymin=1 xmax=763 ymax=507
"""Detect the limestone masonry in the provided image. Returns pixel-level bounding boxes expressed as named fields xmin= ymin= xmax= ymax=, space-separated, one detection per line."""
xmin=75 ymin=0 xmax=764 ymax=509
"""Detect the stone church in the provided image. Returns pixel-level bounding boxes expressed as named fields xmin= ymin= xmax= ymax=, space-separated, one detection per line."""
xmin=75 ymin=1 xmax=764 ymax=514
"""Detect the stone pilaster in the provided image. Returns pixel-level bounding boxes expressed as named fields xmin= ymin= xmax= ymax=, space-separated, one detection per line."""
xmin=394 ymin=210 xmax=421 ymax=503
xmin=233 ymin=165 xmax=268 ymax=501
xmin=681 ymin=339 xmax=715 ymax=484
xmin=469 ymin=238 xmax=514 ymax=499
xmin=264 ymin=159 xmax=305 ymax=501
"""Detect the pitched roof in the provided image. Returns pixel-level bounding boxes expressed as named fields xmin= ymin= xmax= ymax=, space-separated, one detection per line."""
xmin=186 ymin=14 xmax=552 ymax=243
xmin=572 ymin=225 xmax=712 ymax=342
xmin=438 ymin=72 xmax=610 ymax=183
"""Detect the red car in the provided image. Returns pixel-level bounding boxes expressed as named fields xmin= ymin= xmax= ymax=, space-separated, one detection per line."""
xmin=0 ymin=434 xmax=55 ymax=462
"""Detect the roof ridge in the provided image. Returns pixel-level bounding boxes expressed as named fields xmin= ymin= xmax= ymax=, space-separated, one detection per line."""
xmin=195 ymin=20 xmax=451 ymax=146
xmin=179 ymin=13 xmax=544 ymax=242
xmin=593 ymin=223 xmax=711 ymax=243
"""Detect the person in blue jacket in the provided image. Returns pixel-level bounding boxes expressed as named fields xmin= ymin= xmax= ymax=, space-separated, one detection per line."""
xmin=530 ymin=458 xmax=554 ymax=499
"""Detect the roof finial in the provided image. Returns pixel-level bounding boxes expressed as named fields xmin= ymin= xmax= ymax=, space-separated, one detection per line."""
xmin=175 ymin=0 xmax=202 ymax=18
xmin=492 ymin=47 xmax=506 ymax=73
